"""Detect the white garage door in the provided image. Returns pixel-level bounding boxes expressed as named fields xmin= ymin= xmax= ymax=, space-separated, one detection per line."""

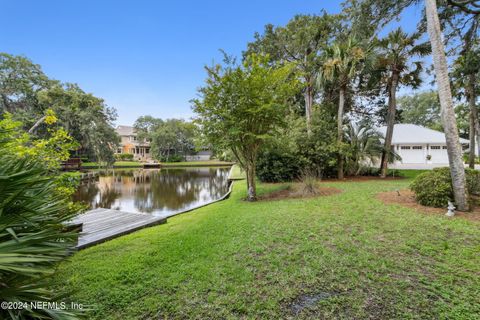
xmin=399 ymin=145 xmax=425 ymax=164
xmin=429 ymin=145 xmax=449 ymax=163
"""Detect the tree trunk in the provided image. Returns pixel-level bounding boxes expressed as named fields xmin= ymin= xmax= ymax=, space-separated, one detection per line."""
xmin=380 ymin=73 xmax=399 ymax=178
xmin=246 ymin=162 xmax=257 ymax=201
xmin=337 ymin=87 xmax=345 ymax=180
xmin=28 ymin=115 xmax=47 ymax=134
xmin=304 ymin=76 xmax=313 ymax=134
xmin=425 ymin=0 xmax=469 ymax=211
xmin=468 ymin=73 xmax=477 ymax=169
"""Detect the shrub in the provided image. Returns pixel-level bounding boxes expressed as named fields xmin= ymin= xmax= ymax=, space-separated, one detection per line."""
xmin=466 ymin=168 xmax=480 ymax=195
xmin=115 ymin=153 xmax=134 ymax=161
xmin=462 ymin=152 xmax=480 ymax=164
xmin=410 ymin=167 xmax=480 ymax=207
xmin=256 ymin=148 xmax=304 ymax=182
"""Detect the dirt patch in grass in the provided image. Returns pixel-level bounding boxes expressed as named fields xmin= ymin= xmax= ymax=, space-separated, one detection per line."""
xmin=377 ymin=189 xmax=480 ymax=222
xmin=258 ymin=184 xmax=342 ymax=201
xmin=287 ymin=291 xmax=338 ymax=315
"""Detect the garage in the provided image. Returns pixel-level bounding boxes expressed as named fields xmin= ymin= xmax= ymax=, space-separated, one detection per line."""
xmin=429 ymin=145 xmax=449 ymax=164
xmin=377 ymin=124 xmax=469 ymax=165
xmin=398 ymin=145 xmax=425 ymax=164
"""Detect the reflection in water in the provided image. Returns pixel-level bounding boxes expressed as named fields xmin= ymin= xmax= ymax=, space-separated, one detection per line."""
xmin=74 ymin=167 xmax=230 ymax=216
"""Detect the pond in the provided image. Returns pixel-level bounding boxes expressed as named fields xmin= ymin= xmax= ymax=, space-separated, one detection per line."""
xmin=74 ymin=167 xmax=231 ymax=216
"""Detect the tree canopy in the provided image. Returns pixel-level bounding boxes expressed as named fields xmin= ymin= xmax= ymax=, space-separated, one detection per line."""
xmin=0 ymin=53 xmax=119 ymax=164
xmin=134 ymin=116 xmax=196 ymax=162
xmin=193 ymin=54 xmax=298 ymax=200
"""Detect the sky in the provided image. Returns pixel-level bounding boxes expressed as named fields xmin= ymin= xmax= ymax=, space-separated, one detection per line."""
xmin=1 ymin=0 xmax=423 ymax=126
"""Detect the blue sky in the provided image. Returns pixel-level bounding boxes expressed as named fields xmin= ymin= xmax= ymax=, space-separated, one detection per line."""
xmin=1 ymin=0 xmax=423 ymax=125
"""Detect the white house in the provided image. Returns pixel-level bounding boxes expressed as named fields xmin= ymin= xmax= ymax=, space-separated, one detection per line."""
xmin=377 ymin=124 xmax=469 ymax=165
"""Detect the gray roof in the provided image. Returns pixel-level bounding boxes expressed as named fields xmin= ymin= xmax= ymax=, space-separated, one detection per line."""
xmin=116 ymin=125 xmax=135 ymax=136
xmin=377 ymin=124 xmax=469 ymax=144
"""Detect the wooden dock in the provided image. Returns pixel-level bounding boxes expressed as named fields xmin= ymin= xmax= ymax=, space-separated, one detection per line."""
xmin=71 ymin=208 xmax=167 ymax=249
xmin=143 ymin=163 xmax=161 ymax=168
xmin=71 ymin=179 xmax=235 ymax=250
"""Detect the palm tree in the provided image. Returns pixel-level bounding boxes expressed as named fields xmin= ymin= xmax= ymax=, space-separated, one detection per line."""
xmin=377 ymin=28 xmax=430 ymax=178
xmin=320 ymin=38 xmax=366 ymax=179
xmin=345 ymin=122 xmax=385 ymax=176
xmin=425 ymin=0 xmax=469 ymax=211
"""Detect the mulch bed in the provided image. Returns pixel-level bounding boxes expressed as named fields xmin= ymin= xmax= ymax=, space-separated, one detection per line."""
xmin=323 ymin=176 xmax=404 ymax=182
xmin=258 ymin=184 xmax=342 ymax=201
xmin=377 ymin=189 xmax=480 ymax=222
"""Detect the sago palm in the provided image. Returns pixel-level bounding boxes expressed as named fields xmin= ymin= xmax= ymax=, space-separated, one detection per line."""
xmin=0 ymin=130 xmax=81 ymax=319
xmin=345 ymin=122 xmax=384 ymax=176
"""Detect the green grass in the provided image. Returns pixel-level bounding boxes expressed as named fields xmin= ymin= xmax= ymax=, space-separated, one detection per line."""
xmin=81 ymin=160 xmax=234 ymax=169
xmin=81 ymin=161 xmax=143 ymax=168
xmin=228 ymin=164 xmax=246 ymax=180
xmin=160 ymin=160 xmax=234 ymax=167
xmin=53 ymin=177 xmax=480 ymax=319
xmin=395 ymin=169 xmax=430 ymax=179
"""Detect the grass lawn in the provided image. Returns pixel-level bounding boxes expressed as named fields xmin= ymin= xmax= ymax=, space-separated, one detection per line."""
xmin=160 ymin=160 xmax=234 ymax=167
xmin=81 ymin=160 xmax=234 ymax=169
xmin=81 ymin=161 xmax=143 ymax=168
xmin=228 ymin=164 xmax=246 ymax=180
xmin=53 ymin=176 xmax=480 ymax=319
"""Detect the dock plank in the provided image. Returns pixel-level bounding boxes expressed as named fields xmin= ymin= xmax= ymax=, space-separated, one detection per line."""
xmin=73 ymin=208 xmax=166 ymax=249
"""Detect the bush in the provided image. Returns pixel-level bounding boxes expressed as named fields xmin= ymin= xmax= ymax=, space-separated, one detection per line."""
xmin=256 ymin=112 xmax=338 ymax=182
xmin=463 ymin=152 xmax=480 ymax=164
xmin=256 ymin=148 xmax=305 ymax=183
xmin=115 ymin=153 xmax=134 ymax=161
xmin=466 ymin=168 xmax=480 ymax=195
xmin=410 ymin=167 xmax=480 ymax=207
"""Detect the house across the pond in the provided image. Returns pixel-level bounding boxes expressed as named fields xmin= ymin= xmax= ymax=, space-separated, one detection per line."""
xmin=377 ymin=124 xmax=469 ymax=165
xmin=116 ymin=125 xmax=152 ymax=161
xmin=115 ymin=125 xmax=212 ymax=162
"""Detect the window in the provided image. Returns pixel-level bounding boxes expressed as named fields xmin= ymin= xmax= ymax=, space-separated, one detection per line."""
xmin=442 ymin=146 xmax=447 ymax=149
xmin=401 ymin=146 xmax=411 ymax=150
xmin=430 ymin=146 xmax=441 ymax=150
xmin=117 ymin=148 xmax=122 ymax=153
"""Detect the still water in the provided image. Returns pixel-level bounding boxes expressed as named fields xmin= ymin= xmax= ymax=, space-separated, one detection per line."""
xmin=74 ymin=167 xmax=230 ymax=216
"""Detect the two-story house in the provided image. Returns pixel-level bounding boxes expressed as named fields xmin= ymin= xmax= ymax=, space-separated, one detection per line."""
xmin=116 ymin=125 xmax=152 ymax=161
